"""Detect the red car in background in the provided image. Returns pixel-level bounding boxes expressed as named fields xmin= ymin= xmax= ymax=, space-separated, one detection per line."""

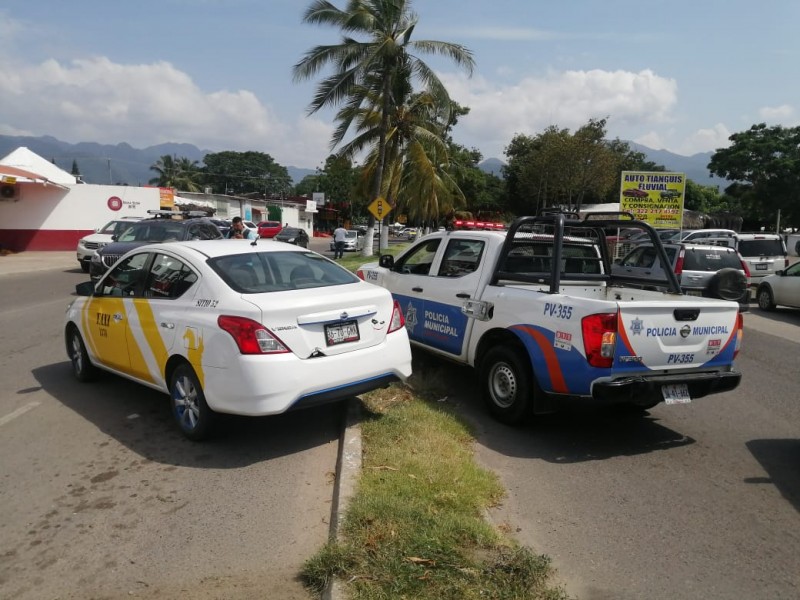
xmin=257 ymin=221 xmax=283 ymax=238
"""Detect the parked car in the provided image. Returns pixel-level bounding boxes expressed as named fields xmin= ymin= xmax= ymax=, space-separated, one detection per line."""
xmin=65 ymin=240 xmax=412 ymax=440
xmin=274 ymin=227 xmax=309 ymax=248
xmin=756 ymin=261 xmax=800 ymax=311
xmin=209 ymin=218 xmax=231 ymax=237
xmin=677 ymin=228 xmax=738 ymax=243
xmin=90 ymin=210 xmax=222 ymax=279
xmin=728 ymin=233 xmax=788 ymax=284
xmin=76 ymin=217 xmax=142 ymax=272
xmin=612 ymin=242 xmax=750 ymax=310
xmin=329 ymin=230 xmax=365 ymax=253
xmin=256 ymin=221 xmax=283 ymax=238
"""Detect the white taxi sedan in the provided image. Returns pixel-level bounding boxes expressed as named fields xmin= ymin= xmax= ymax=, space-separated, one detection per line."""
xmin=64 ymin=239 xmax=412 ymax=440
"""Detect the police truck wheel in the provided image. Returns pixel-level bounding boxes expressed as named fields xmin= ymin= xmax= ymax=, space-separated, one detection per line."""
xmin=170 ymin=363 xmax=214 ymax=441
xmin=480 ymin=346 xmax=533 ymax=425
xmin=67 ymin=326 xmax=97 ymax=382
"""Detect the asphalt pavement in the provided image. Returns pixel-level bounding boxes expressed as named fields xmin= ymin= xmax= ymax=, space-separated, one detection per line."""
xmin=0 ymin=245 xmax=357 ymax=600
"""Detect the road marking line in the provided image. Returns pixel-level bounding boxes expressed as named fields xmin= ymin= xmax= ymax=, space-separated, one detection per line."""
xmin=0 ymin=402 xmax=41 ymax=427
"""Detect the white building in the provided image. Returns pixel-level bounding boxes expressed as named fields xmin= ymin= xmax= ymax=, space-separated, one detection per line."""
xmin=0 ymin=147 xmax=316 ymax=251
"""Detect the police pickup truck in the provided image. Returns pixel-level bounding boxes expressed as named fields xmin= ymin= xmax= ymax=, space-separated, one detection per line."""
xmin=357 ymin=211 xmax=743 ymax=424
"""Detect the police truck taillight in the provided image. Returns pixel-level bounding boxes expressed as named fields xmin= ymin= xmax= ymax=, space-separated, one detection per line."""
xmin=582 ymin=312 xmax=618 ymax=367
xmin=218 ymin=315 xmax=289 ymax=354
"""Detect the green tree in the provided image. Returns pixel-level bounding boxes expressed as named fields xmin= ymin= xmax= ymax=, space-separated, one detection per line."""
xmin=201 ymin=151 xmax=291 ymax=197
xmin=708 ymin=123 xmax=800 ymax=229
xmin=149 ymin=155 xmax=204 ymax=192
xmin=315 ymin=155 xmax=362 ymax=222
xmin=294 ymin=0 xmax=475 ymax=254
xmin=70 ymin=159 xmax=81 ymax=178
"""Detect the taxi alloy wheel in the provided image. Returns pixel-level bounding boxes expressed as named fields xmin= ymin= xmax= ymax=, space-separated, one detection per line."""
xmin=67 ymin=327 xmax=97 ymax=382
xmin=170 ymin=364 xmax=214 ymax=441
xmin=480 ymin=346 xmax=533 ymax=425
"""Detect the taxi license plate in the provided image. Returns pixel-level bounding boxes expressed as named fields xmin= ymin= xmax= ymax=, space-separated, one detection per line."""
xmin=325 ymin=320 xmax=359 ymax=346
xmin=755 ymin=263 xmax=768 ymax=270
xmin=662 ymin=383 xmax=691 ymax=405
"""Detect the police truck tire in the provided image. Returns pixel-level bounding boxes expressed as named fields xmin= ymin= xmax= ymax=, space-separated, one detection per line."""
xmin=170 ymin=363 xmax=215 ymax=441
xmin=480 ymin=346 xmax=533 ymax=425
xmin=67 ymin=326 xmax=98 ymax=382
xmin=706 ymin=268 xmax=747 ymax=301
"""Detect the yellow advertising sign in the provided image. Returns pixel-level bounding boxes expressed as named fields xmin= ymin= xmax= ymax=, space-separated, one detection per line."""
xmin=620 ymin=171 xmax=686 ymax=228
xmin=367 ymin=197 xmax=392 ymax=221
xmin=159 ymin=187 xmax=175 ymax=209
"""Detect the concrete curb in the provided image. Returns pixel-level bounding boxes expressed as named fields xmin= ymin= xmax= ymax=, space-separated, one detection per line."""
xmin=323 ymin=398 xmax=362 ymax=600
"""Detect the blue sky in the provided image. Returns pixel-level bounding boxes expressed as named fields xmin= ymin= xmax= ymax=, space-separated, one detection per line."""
xmin=1 ymin=0 xmax=797 ymax=169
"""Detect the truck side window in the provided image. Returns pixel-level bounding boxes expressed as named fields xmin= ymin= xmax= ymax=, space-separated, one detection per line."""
xmin=394 ymin=239 xmax=441 ymax=275
xmin=438 ymin=240 xmax=484 ymax=277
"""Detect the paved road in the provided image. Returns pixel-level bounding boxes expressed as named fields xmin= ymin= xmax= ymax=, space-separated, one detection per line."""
xmin=0 ymin=259 xmax=340 ymax=599
xmin=430 ymin=308 xmax=800 ymax=600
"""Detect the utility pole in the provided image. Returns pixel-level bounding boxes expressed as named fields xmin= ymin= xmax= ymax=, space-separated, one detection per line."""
xmin=107 ymin=159 xmax=112 ymax=184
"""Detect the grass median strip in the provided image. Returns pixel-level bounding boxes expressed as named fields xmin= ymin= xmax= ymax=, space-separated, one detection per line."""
xmin=302 ymin=365 xmax=568 ymax=599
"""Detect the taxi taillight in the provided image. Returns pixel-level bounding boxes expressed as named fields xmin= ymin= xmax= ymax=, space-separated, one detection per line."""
xmin=582 ymin=312 xmax=618 ymax=368
xmin=217 ymin=315 xmax=289 ymax=354
xmin=387 ymin=300 xmax=405 ymax=334
xmin=356 ymin=269 xmax=365 ymax=280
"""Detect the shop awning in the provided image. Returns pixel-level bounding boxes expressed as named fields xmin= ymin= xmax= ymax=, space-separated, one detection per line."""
xmin=0 ymin=165 xmax=70 ymax=190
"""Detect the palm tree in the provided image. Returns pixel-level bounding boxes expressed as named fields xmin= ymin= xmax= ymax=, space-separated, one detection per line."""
xmin=149 ymin=155 xmax=203 ymax=192
xmin=149 ymin=154 xmax=179 ymax=187
xmin=293 ymin=0 xmax=474 ymax=254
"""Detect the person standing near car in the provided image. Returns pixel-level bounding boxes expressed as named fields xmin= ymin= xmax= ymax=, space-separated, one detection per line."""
xmin=228 ymin=216 xmax=255 ymax=240
xmin=333 ymin=224 xmax=348 ymax=259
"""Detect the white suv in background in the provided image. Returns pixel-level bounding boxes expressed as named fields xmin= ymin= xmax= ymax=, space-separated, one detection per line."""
xmin=76 ymin=217 xmax=142 ymax=272
xmin=706 ymin=232 xmax=788 ymax=283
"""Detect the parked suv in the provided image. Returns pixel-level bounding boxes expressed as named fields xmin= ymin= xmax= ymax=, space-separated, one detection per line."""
xmin=76 ymin=217 xmax=142 ymax=272
xmin=612 ymin=242 xmax=750 ymax=310
xmin=727 ymin=233 xmax=788 ymax=284
xmin=90 ymin=210 xmax=222 ymax=279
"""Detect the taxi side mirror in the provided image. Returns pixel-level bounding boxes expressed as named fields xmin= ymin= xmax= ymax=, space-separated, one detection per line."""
xmin=379 ymin=255 xmax=394 ymax=269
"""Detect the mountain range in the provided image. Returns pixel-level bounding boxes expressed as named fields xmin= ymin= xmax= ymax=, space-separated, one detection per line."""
xmin=0 ymin=134 xmax=721 ymax=189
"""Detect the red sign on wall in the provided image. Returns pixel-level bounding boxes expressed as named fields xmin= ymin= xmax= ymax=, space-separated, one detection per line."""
xmin=107 ymin=196 xmax=122 ymax=211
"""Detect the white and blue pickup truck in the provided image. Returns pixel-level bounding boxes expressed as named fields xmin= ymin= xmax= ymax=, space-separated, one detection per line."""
xmin=357 ymin=211 xmax=744 ymax=424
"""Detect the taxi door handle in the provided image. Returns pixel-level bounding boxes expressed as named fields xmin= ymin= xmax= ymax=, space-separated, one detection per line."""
xmin=456 ymin=293 xmax=470 ymax=298
xmin=160 ymin=322 xmax=175 ymax=330
xmin=412 ymin=287 xmax=423 ymax=292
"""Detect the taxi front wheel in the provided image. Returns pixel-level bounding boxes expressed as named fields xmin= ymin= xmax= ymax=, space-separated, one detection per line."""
xmin=170 ymin=363 xmax=214 ymax=441
xmin=67 ymin=326 xmax=98 ymax=382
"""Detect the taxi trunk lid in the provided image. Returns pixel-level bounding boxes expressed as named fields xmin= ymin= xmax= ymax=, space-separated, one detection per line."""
xmin=252 ymin=283 xmax=396 ymax=358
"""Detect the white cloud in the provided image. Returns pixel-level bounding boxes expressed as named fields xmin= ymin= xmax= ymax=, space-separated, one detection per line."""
xmin=676 ymin=124 xmax=732 ymax=155
xmin=441 ymin=68 xmax=677 ymax=158
xmin=0 ymin=56 xmax=332 ymax=167
xmin=758 ymin=104 xmax=796 ymax=124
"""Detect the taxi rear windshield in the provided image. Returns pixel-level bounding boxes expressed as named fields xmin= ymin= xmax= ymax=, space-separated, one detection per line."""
xmin=209 ymin=251 xmax=359 ymax=293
